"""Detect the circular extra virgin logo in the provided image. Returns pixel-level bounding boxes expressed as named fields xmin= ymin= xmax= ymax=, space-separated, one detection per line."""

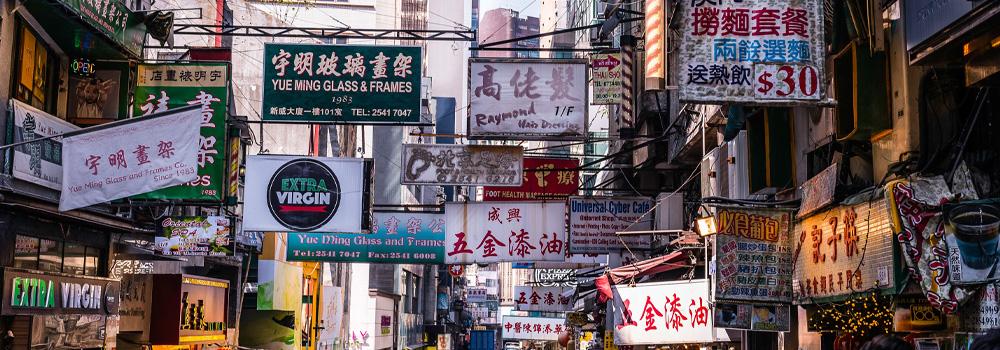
xmin=266 ymin=159 xmax=341 ymax=231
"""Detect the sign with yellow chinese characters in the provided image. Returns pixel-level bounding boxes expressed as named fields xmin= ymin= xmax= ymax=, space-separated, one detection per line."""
xmin=483 ymin=157 xmax=579 ymax=201
xmin=713 ymin=207 xmax=794 ymax=303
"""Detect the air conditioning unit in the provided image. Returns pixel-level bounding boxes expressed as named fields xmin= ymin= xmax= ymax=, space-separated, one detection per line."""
xmin=726 ymin=131 xmax=750 ymax=199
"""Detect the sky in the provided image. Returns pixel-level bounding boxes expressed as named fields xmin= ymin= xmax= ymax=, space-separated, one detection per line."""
xmin=478 ymin=0 xmax=540 ymax=18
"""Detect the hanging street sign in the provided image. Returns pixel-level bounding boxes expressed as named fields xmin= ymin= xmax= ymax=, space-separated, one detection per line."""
xmin=262 ymin=43 xmax=423 ymax=124
xmin=286 ymin=212 xmax=446 ymax=264
xmin=401 ymin=144 xmax=523 ymax=186
xmin=483 ymin=157 xmax=579 ymax=201
xmin=590 ymin=53 xmax=624 ymax=104
xmin=713 ymin=206 xmax=794 ymax=303
xmin=444 ymin=201 xmax=568 ymax=264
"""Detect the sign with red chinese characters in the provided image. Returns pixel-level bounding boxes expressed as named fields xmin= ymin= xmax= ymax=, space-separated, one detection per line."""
xmin=483 ymin=157 xmax=579 ymax=201
xmin=468 ymin=59 xmax=588 ymax=140
xmin=444 ymin=202 xmax=568 ymax=264
xmin=677 ymin=0 xmax=827 ymax=104
xmin=59 ymin=107 xmax=202 ymax=211
xmin=792 ymin=197 xmax=895 ymax=302
xmin=713 ymin=207 xmax=794 ymax=303
xmin=612 ymin=280 xmax=715 ymax=345
xmin=569 ymin=197 xmax=654 ymax=253
xmin=513 ymin=286 xmax=573 ymax=312
xmin=501 ymin=316 xmax=564 ymax=341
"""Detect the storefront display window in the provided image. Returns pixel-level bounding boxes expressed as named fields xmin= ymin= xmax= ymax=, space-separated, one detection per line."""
xmin=14 ymin=20 xmax=56 ymax=113
xmin=13 ymin=235 xmax=39 ymax=269
xmin=64 ymin=243 xmax=86 ymax=275
xmin=38 ymin=238 xmax=62 ymax=272
xmin=14 ymin=234 xmax=103 ymax=276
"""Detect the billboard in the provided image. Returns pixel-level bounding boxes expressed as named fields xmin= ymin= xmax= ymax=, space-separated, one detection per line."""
xmin=155 ymin=216 xmax=234 ymax=256
xmin=568 ymin=197 xmax=654 ymax=253
xmin=286 ymin=212 xmax=445 ymax=264
xmin=501 ymin=316 xmax=564 ymax=341
xmin=611 ymin=280 xmax=715 ymax=345
xmin=401 ymin=144 xmax=523 ymax=186
xmin=444 ymin=201 xmax=568 ymax=264
xmin=713 ymin=207 xmax=794 ymax=303
xmin=468 ymin=58 xmax=588 ymax=140
xmin=262 ymin=44 xmax=423 ymax=124
xmin=483 ymin=157 xmax=579 ymax=201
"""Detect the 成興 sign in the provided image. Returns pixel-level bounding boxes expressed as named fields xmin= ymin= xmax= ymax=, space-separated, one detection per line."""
xmin=401 ymin=144 xmax=523 ymax=187
xmin=612 ymin=280 xmax=715 ymax=345
xmin=677 ymin=0 xmax=827 ymax=104
xmin=59 ymin=107 xmax=202 ymax=211
xmin=243 ymin=156 xmax=365 ymax=232
xmin=713 ymin=207 xmax=794 ymax=303
xmin=262 ymin=44 xmax=423 ymax=124
xmin=133 ymin=63 xmax=230 ymax=201
xmin=483 ymin=157 xmax=579 ymax=201
xmin=568 ymin=197 xmax=654 ymax=253
xmin=287 ymin=212 xmax=445 ymax=264
xmin=468 ymin=58 xmax=588 ymax=140
xmin=444 ymin=202 xmax=568 ymax=264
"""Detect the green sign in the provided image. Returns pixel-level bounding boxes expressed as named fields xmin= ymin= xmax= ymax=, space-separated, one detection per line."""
xmin=132 ymin=63 xmax=229 ymax=201
xmin=286 ymin=212 xmax=445 ymax=264
xmin=262 ymin=44 xmax=423 ymax=124
xmin=56 ymin=0 xmax=146 ymax=57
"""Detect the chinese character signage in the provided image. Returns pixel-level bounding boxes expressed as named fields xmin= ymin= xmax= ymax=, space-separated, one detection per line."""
xmin=2 ymin=268 xmax=121 ymax=316
xmin=568 ymin=197 xmax=654 ymax=253
xmin=56 ymin=0 xmax=146 ymax=57
xmin=677 ymin=0 xmax=826 ymax=104
xmin=468 ymin=58 xmax=588 ymax=140
xmin=9 ymin=100 xmax=80 ymax=190
xmin=483 ymin=157 xmax=579 ymax=201
xmin=513 ymin=286 xmax=573 ymax=312
xmin=590 ymin=53 xmax=623 ymax=104
xmin=59 ymin=107 xmax=202 ymax=211
xmin=612 ymin=280 xmax=715 ymax=345
xmin=262 ymin=43 xmax=423 ymax=124
xmin=501 ymin=316 xmax=564 ymax=341
xmin=444 ymin=202 xmax=568 ymax=264
xmin=243 ymin=156 xmax=365 ymax=233
xmin=467 ymin=287 xmax=488 ymax=303
xmin=793 ymin=198 xmax=895 ymax=302
xmin=286 ymin=212 xmax=445 ymax=264
xmin=402 ymin=144 xmax=523 ymax=186
xmin=713 ymin=207 xmax=794 ymax=303
xmin=133 ymin=63 xmax=229 ymax=201
xmin=960 ymin=283 xmax=1000 ymax=331
xmin=155 ymin=216 xmax=233 ymax=256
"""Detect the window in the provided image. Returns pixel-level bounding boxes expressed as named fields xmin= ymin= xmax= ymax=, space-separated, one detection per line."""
xmin=38 ymin=239 xmax=62 ymax=273
xmin=14 ymin=236 xmax=39 ymax=269
xmin=64 ymin=243 xmax=86 ymax=275
xmin=13 ymin=235 xmax=103 ymax=276
xmin=14 ymin=20 xmax=57 ymax=113
xmin=85 ymin=247 xmax=100 ymax=276
xmin=411 ymin=275 xmax=421 ymax=314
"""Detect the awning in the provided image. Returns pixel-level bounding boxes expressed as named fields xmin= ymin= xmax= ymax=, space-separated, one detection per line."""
xmin=20 ymin=0 xmax=146 ymax=59
xmin=594 ymin=251 xmax=690 ymax=303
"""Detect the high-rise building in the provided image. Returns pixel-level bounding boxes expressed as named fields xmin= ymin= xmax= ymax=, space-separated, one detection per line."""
xmin=477 ymin=8 xmax=539 ymax=58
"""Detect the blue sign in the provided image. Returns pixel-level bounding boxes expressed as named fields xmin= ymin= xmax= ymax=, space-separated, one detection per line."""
xmin=287 ymin=212 xmax=445 ymax=264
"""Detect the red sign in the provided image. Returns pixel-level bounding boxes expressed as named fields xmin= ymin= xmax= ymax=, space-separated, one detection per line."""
xmin=448 ymin=265 xmax=464 ymax=277
xmin=483 ymin=157 xmax=579 ymax=201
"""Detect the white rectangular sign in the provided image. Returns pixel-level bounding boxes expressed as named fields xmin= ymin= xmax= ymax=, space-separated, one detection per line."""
xmin=468 ymin=59 xmax=588 ymax=140
xmin=401 ymin=144 xmax=523 ymax=186
xmin=467 ymin=287 xmax=488 ymax=303
xmin=513 ymin=286 xmax=573 ymax=312
xmin=445 ymin=201 xmax=568 ymax=264
xmin=59 ymin=108 xmax=201 ymax=211
xmin=501 ymin=316 xmax=564 ymax=341
xmin=10 ymin=100 xmax=81 ymax=190
xmin=243 ymin=156 xmax=364 ymax=233
xmin=569 ymin=197 xmax=654 ymax=253
xmin=612 ymin=280 xmax=715 ymax=345
xmin=677 ymin=0 xmax=826 ymax=104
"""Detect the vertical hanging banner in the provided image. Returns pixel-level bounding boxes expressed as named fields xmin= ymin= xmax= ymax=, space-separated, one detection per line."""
xmin=482 ymin=157 xmax=579 ymax=201
xmin=9 ymin=100 xmax=81 ymax=190
xmin=713 ymin=207 xmax=794 ymax=303
xmin=677 ymin=0 xmax=826 ymax=103
xmin=468 ymin=59 xmax=588 ymax=140
xmin=644 ymin=0 xmax=666 ymax=90
xmin=60 ymin=107 xmax=202 ymax=211
xmin=611 ymin=280 xmax=715 ymax=345
xmin=568 ymin=197 xmax=654 ymax=253
xmin=444 ymin=202 xmax=568 ymax=264
xmin=513 ymin=286 xmax=573 ymax=312
xmin=261 ymin=44 xmax=423 ymax=124
xmin=133 ymin=63 xmax=229 ymax=201
xmin=501 ymin=316 xmax=565 ymax=341
xmin=590 ymin=53 xmax=623 ymax=105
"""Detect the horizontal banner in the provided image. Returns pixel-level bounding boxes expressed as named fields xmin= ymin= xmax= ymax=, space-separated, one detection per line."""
xmin=286 ymin=212 xmax=445 ymax=264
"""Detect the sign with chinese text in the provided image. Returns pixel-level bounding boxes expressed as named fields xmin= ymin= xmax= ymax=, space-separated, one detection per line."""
xmin=262 ymin=44 xmax=423 ymax=124
xmin=286 ymin=212 xmax=445 ymax=264
xmin=55 ymin=0 xmax=146 ymax=56
xmin=533 ymin=269 xmax=577 ymax=287
xmin=467 ymin=287 xmax=488 ymax=303
xmin=243 ymin=156 xmax=365 ymax=232
xmin=713 ymin=207 xmax=794 ymax=303
xmin=677 ymin=0 xmax=826 ymax=104
xmin=401 ymin=144 xmax=523 ymax=186
xmin=501 ymin=316 xmax=564 ymax=341
xmin=483 ymin=157 xmax=579 ymax=201
xmin=444 ymin=202 xmax=568 ymax=264
xmin=59 ymin=107 xmax=202 ymax=211
xmin=2 ymin=268 xmax=121 ymax=316
xmin=513 ymin=286 xmax=573 ymax=312
xmin=9 ymin=100 xmax=80 ymax=190
xmin=792 ymin=198 xmax=895 ymax=302
xmin=155 ymin=216 xmax=233 ymax=256
xmin=468 ymin=58 xmax=588 ymax=140
xmin=590 ymin=53 xmax=623 ymax=104
xmin=568 ymin=197 xmax=654 ymax=253
xmin=133 ymin=63 xmax=229 ymax=201
xmin=612 ymin=280 xmax=715 ymax=345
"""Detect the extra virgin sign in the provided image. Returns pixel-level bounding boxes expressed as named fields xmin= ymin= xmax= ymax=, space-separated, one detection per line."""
xmin=243 ymin=156 xmax=364 ymax=232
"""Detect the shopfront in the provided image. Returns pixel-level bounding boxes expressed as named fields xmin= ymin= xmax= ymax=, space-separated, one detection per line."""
xmin=117 ymin=274 xmax=229 ymax=350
